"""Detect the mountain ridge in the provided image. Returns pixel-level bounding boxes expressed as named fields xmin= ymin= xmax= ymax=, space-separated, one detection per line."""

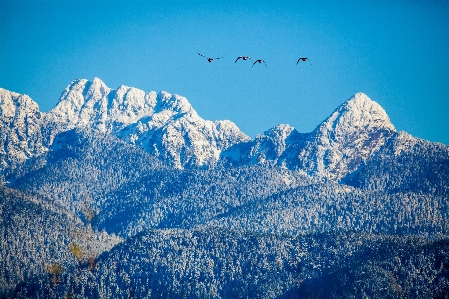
xmin=0 ymin=78 xmax=443 ymax=178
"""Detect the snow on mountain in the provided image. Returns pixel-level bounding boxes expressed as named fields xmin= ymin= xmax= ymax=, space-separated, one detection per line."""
xmin=44 ymin=78 xmax=250 ymax=169
xmin=0 ymin=88 xmax=45 ymax=174
xmin=45 ymin=78 xmax=156 ymax=134
xmin=117 ymin=91 xmax=250 ymax=168
xmin=0 ymin=80 xmax=401 ymax=176
xmin=343 ymin=130 xmax=449 ymax=194
xmin=297 ymin=92 xmax=396 ymax=179
xmin=221 ymin=124 xmax=308 ymax=166
xmin=222 ymin=93 xmax=396 ymax=179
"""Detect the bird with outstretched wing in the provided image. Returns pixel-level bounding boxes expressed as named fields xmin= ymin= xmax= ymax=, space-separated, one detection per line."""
xmin=198 ymin=53 xmax=223 ymax=62
xmin=252 ymin=59 xmax=267 ymax=67
xmin=235 ymin=56 xmax=253 ymax=63
xmin=296 ymin=57 xmax=311 ymax=65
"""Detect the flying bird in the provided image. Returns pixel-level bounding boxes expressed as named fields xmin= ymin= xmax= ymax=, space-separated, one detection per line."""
xmin=198 ymin=53 xmax=223 ymax=62
xmin=235 ymin=56 xmax=252 ymax=63
xmin=296 ymin=57 xmax=311 ymax=64
xmin=252 ymin=59 xmax=267 ymax=67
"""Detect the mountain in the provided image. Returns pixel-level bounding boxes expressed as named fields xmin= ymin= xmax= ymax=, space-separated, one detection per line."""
xmin=0 ymin=88 xmax=45 ymax=176
xmin=92 ymin=165 xmax=310 ymax=238
xmin=222 ymin=93 xmax=396 ymax=179
xmin=1 ymin=79 xmax=448 ymax=298
xmin=1 ymin=78 xmax=249 ymax=176
xmin=295 ymin=92 xmax=396 ymax=179
xmin=1 ymin=82 xmax=397 ymax=178
xmin=44 ymin=78 xmax=250 ymax=169
xmin=0 ymin=82 xmax=401 ymax=178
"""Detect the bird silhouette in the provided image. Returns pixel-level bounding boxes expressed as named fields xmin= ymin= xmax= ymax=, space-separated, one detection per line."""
xmin=296 ymin=57 xmax=311 ymax=64
xmin=235 ymin=56 xmax=253 ymax=63
xmin=252 ymin=59 xmax=267 ymax=67
xmin=198 ymin=53 xmax=223 ymax=62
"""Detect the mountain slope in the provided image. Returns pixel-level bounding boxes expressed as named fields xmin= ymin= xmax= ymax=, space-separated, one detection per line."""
xmin=0 ymin=185 xmax=121 ymax=296
xmin=343 ymin=131 xmax=449 ymax=195
xmin=8 ymin=128 xmax=166 ymax=215
xmin=11 ymin=229 xmax=449 ymax=299
xmin=0 ymin=88 xmax=45 ymax=176
xmin=203 ymin=182 xmax=449 ymax=237
xmin=93 ymin=165 xmax=311 ymax=237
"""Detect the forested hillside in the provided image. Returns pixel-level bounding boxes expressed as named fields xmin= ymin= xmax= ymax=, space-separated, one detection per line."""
xmin=0 ymin=186 xmax=121 ymax=297
xmin=344 ymin=131 xmax=449 ymax=196
xmin=6 ymin=128 xmax=166 ymax=215
xmin=9 ymin=229 xmax=449 ymax=299
xmin=205 ymin=183 xmax=449 ymax=237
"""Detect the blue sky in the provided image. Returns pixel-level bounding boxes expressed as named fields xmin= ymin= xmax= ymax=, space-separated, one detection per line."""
xmin=1 ymin=0 xmax=448 ymax=144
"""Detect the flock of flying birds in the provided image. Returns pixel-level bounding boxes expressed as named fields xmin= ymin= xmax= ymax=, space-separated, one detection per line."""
xmin=198 ymin=53 xmax=311 ymax=67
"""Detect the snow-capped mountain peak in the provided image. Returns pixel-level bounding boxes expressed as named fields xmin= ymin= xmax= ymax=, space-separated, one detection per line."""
xmin=0 ymin=82 xmax=405 ymax=175
xmin=41 ymin=78 xmax=250 ymax=169
xmin=0 ymin=88 xmax=44 ymax=173
xmin=320 ymin=92 xmax=395 ymax=135
xmin=118 ymin=89 xmax=249 ymax=169
xmin=221 ymin=93 xmax=397 ymax=178
xmin=297 ymin=93 xmax=396 ymax=178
